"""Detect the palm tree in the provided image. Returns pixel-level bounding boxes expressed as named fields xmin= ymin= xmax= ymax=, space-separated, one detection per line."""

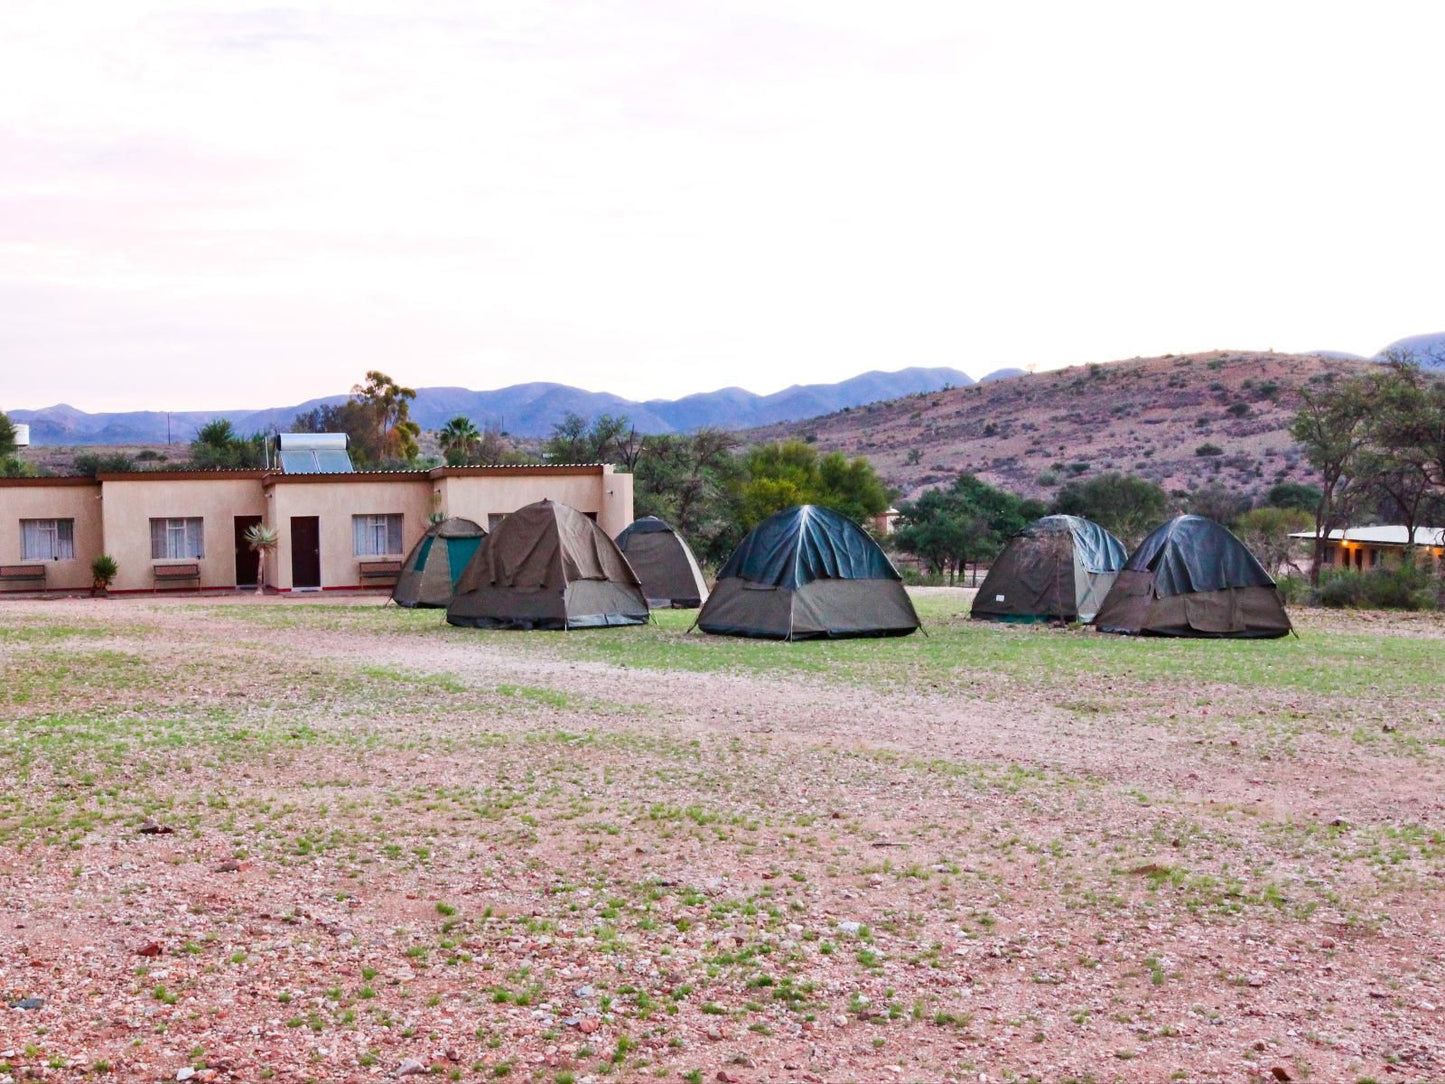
xmin=244 ymin=524 xmax=279 ymax=595
xmin=438 ymin=416 xmax=481 ymax=465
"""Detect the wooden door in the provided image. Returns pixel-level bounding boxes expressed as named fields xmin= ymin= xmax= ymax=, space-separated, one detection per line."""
xmin=233 ymin=516 xmax=262 ymax=587
xmin=290 ymin=516 xmax=321 ymax=589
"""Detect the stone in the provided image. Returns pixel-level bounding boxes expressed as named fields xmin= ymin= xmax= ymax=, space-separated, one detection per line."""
xmin=395 ymin=1058 xmax=426 ymax=1077
xmin=176 ymin=1070 xmax=195 ymax=1082
xmin=136 ymin=942 xmax=162 ymax=957
xmin=139 ymin=819 xmax=174 ymax=835
xmin=1270 ymin=1069 xmax=1292 ymax=1082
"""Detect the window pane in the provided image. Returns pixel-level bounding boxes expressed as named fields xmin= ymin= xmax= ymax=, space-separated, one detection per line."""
xmin=56 ymin=520 xmax=74 ymax=560
xmin=150 ymin=519 xmax=167 ymax=560
xmin=387 ymin=515 xmax=402 ymax=554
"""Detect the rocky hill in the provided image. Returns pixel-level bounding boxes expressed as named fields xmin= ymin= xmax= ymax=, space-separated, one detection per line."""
xmin=750 ymin=351 xmax=1382 ymax=501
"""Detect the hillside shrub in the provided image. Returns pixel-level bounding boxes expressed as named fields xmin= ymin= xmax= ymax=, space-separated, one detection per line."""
xmin=1036 ymin=470 xmax=1060 ymax=487
xmin=1194 ymin=443 xmax=1224 ymax=457
xmin=1227 ymin=402 xmax=1251 ymax=417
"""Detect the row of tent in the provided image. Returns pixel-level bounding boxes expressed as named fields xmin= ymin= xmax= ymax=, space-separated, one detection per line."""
xmin=391 ymin=501 xmax=1291 ymax=640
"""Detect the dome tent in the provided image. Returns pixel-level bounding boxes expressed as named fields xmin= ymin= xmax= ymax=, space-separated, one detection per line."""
xmin=446 ymin=500 xmax=649 ymax=630
xmin=971 ymin=515 xmax=1126 ymax=624
xmin=696 ymin=505 xmax=920 ymax=641
xmin=614 ymin=516 xmax=709 ymax=609
xmin=391 ymin=517 xmax=486 ymax=609
xmin=1093 ymin=515 xmax=1292 ymax=638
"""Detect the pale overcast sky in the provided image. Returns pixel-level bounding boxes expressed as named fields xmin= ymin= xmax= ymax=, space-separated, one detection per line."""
xmin=2 ymin=1 xmax=1443 ymax=412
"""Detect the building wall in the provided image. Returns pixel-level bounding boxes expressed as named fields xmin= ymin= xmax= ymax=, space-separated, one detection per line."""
xmin=0 ymin=480 xmax=103 ymax=592
xmin=100 ymin=476 xmax=268 ymax=592
xmin=433 ymin=466 xmax=634 ymax=538
xmin=1324 ymin=541 xmax=1445 ymax=573
xmin=1 ymin=465 xmax=636 ymax=596
xmin=266 ymin=477 xmax=433 ymax=590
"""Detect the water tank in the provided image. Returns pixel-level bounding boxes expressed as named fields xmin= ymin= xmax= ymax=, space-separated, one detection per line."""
xmin=13 ymin=424 xmax=29 ymax=447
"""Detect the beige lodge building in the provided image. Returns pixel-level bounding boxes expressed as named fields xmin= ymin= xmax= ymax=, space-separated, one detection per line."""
xmin=0 ymin=462 xmax=633 ymax=595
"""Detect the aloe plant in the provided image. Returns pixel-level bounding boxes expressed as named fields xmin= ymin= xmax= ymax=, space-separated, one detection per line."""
xmin=91 ymin=554 xmax=118 ymax=596
xmin=244 ymin=524 xmax=280 ymax=595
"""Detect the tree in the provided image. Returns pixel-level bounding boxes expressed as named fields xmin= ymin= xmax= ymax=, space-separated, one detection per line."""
xmin=633 ymin=429 xmax=744 ymax=566
xmin=1266 ymin=482 xmax=1323 ymax=513
xmin=738 ymin=441 xmax=890 ymax=530
xmin=243 ymin=523 xmax=279 ymax=594
xmin=292 ymin=399 xmax=385 ymax=467
xmin=0 ymin=410 xmax=15 ymax=457
xmin=1291 ymin=375 xmax=1374 ymax=585
xmin=190 ymin=418 xmax=265 ymax=469
xmin=1235 ymin=506 xmax=1311 ymax=577
xmin=438 ymin=416 xmax=480 ymax=465
xmin=1360 ymin=362 xmax=1442 ymax=559
xmin=893 ymin=474 xmax=1041 ymax=585
xmin=1183 ymin=483 xmax=1250 ymax=526
xmin=544 ymin=412 xmax=639 ymax=466
xmin=291 ymin=371 xmax=421 ymax=468
xmin=1049 ymin=472 xmax=1168 ymax=547
xmin=353 ymin=371 xmax=421 ymax=465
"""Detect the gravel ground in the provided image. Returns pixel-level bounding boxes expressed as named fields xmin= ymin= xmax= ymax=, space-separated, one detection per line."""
xmin=1 ymin=591 xmax=1443 ymax=1084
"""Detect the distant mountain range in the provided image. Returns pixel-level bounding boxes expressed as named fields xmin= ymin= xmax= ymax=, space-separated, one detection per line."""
xmin=9 ymin=366 xmax=994 ymax=446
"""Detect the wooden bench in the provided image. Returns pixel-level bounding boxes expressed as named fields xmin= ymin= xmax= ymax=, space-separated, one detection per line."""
xmin=153 ymin=563 xmax=202 ymax=593
xmin=0 ymin=564 xmax=47 ymax=590
xmin=358 ymin=559 xmax=403 ymax=585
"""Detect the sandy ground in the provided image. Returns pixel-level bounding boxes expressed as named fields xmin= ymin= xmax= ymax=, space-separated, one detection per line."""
xmin=1 ymin=591 xmax=1443 ymax=1084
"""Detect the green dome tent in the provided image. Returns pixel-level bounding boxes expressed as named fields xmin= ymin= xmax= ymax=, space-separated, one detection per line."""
xmin=696 ymin=505 xmax=920 ymax=641
xmin=615 ymin=516 xmax=708 ymax=609
xmin=392 ymin=517 xmax=486 ymax=609
xmin=1094 ymin=515 xmax=1292 ymax=638
xmin=971 ymin=515 xmax=1126 ymax=624
xmin=447 ymin=500 xmax=649 ymax=630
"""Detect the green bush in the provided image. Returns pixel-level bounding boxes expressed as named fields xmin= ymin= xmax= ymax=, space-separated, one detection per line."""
xmin=1315 ymin=567 xmax=1439 ymax=611
xmin=1275 ymin=575 xmax=1310 ymax=605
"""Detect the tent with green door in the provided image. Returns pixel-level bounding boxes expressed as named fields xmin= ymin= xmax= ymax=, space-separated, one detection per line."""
xmin=971 ymin=515 xmax=1126 ymax=624
xmin=447 ymin=500 xmax=649 ymax=630
xmin=391 ymin=517 xmax=486 ymax=608
xmin=695 ymin=505 xmax=920 ymax=640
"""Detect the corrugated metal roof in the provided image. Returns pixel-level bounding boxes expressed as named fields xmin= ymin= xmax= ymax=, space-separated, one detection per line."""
xmin=1289 ymin=526 xmax=1445 ymax=546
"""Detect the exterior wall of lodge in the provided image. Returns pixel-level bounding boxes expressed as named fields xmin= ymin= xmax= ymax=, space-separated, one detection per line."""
xmin=1318 ymin=539 xmax=1445 ymax=574
xmin=0 ymin=464 xmax=632 ymax=594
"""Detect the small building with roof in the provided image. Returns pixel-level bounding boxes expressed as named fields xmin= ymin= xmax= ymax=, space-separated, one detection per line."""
xmin=1288 ymin=526 xmax=1445 ymax=573
xmin=0 ymin=461 xmax=632 ymax=595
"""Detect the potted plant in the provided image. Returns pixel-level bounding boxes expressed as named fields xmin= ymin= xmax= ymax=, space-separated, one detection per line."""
xmin=91 ymin=554 xmax=118 ymax=597
xmin=243 ymin=524 xmax=280 ymax=595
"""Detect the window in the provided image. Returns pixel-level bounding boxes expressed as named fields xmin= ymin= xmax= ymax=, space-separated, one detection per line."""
xmin=353 ymin=514 xmax=403 ymax=556
xmin=150 ymin=518 xmax=204 ymax=560
xmin=21 ymin=519 xmax=75 ymax=561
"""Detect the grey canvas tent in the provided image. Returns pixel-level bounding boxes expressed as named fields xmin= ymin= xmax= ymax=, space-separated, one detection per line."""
xmin=615 ymin=516 xmax=708 ymax=609
xmin=446 ymin=500 xmax=649 ymax=630
xmin=971 ymin=515 xmax=1126 ymax=624
xmin=392 ymin=517 xmax=486 ymax=608
xmin=1093 ymin=515 xmax=1292 ymax=638
xmin=696 ymin=505 xmax=920 ymax=640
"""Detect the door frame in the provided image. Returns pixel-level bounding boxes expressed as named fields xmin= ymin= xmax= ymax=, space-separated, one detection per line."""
xmin=290 ymin=515 xmax=322 ymax=591
xmin=233 ymin=515 xmax=263 ymax=589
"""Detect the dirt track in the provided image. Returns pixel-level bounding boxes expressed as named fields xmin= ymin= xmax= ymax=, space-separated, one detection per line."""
xmin=1 ymin=592 xmax=1442 ymax=1083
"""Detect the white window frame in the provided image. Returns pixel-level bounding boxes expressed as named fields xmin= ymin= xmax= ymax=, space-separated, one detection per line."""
xmin=149 ymin=517 xmax=204 ymax=560
xmin=352 ymin=513 xmax=403 ymax=557
xmin=20 ymin=519 xmax=75 ymax=561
